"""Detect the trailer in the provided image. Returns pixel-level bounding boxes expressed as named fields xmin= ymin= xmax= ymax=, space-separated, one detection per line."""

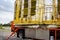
xmin=7 ymin=0 xmax=60 ymax=40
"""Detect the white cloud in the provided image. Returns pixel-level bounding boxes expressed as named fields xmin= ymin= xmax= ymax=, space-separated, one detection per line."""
xmin=0 ymin=11 xmax=14 ymax=24
xmin=4 ymin=0 xmax=7 ymax=2
xmin=0 ymin=0 xmax=15 ymax=24
xmin=0 ymin=11 xmax=14 ymax=19
xmin=0 ymin=5 xmax=5 ymax=9
xmin=10 ymin=0 xmax=15 ymax=3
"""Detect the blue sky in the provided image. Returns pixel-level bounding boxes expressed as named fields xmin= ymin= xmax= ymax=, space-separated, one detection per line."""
xmin=0 ymin=0 xmax=15 ymax=24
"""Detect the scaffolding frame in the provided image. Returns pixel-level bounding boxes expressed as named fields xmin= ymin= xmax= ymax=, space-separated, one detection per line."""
xmin=14 ymin=0 xmax=60 ymax=25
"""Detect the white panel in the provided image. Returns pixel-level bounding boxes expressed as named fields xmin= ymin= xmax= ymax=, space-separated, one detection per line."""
xmin=45 ymin=6 xmax=53 ymax=12
xmin=25 ymin=28 xmax=49 ymax=40
xmin=45 ymin=0 xmax=53 ymax=5
xmin=46 ymin=13 xmax=52 ymax=20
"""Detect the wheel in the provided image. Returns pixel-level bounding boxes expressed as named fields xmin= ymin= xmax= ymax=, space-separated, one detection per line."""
xmin=17 ymin=29 xmax=25 ymax=39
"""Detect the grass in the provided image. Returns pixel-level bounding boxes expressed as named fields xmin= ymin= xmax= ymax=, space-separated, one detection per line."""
xmin=0 ymin=25 xmax=5 ymax=29
xmin=0 ymin=26 xmax=10 ymax=32
xmin=0 ymin=25 xmax=10 ymax=31
xmin=0 ymin=26 xmax=3 ymax=29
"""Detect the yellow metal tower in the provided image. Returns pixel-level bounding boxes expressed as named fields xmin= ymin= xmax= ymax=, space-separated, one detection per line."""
xmin=14 ymin=0 xmax=60 ymax=26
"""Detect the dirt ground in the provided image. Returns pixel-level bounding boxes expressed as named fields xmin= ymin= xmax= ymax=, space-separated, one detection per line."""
xmin=0 ymin=27 xmax=32 ymax=40
xmin=0 ymin=27 xmax=22 ymax=40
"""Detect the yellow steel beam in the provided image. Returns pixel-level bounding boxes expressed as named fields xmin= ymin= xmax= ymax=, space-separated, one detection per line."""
xmin=14 ymin=0 xmax=60 ymax=25
xmin=15 ymin=0 xmax=21 ymax=21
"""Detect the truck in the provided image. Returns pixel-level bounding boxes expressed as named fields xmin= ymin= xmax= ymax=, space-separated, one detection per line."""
xmin=7 ymin=0 xmax=60 ymax=40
